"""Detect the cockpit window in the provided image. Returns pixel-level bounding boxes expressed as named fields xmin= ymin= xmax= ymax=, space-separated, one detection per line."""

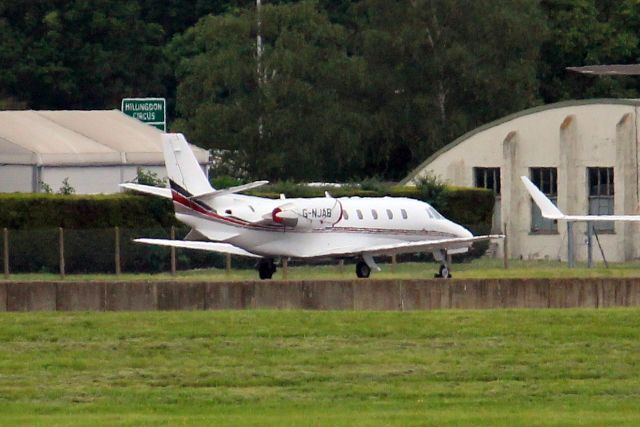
xmin=425 ymin=208 xmax=433 ymax=219
xmin=428 ymin=206 xmax=444 ymax=219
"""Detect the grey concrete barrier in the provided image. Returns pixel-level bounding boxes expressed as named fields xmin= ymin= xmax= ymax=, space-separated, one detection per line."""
xmin=1 ymin=278 xmax=640 ymax=311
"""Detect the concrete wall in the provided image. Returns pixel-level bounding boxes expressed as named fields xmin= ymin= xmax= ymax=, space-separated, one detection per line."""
xmin=406 ymin=101 xmax=640 ymax=263
xmin=1 ymin=279 xmax=640 ymax=311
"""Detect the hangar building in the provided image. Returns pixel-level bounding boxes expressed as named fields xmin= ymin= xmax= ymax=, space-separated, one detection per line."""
xmin=0 ymin=110 xmax=209 ymax=194
xmin=402 ymin=99 xmax=640 ymax=263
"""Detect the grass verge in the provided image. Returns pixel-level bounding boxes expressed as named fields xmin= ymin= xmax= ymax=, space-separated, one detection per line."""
xmin=0 ymin=310 xmax=639 ymax=425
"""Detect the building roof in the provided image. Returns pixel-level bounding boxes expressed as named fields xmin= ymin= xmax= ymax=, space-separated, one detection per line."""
xmin=400 ymin=98 xmax=640 ymax=185
xmin=0 ymin=110 xmax=209 ymax=166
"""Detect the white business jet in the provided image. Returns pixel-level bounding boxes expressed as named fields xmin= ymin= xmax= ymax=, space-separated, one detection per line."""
xmin=122 ymin=133 xmax=502 ymax=279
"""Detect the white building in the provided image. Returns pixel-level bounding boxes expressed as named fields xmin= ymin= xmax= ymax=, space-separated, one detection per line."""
xmin=0 ymin=110 xmax=209 ymax=194
xmin=402 ymin=99 xmax=640 ymax=263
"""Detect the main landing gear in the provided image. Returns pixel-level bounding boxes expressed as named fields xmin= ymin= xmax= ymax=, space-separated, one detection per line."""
xmin=258 ymin=259 xmax=277 ymax=280
xmin=355 ymin=260 xmax=371 ymax=278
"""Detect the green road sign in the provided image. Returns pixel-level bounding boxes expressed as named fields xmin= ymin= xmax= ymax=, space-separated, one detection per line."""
xmin=121 ymin=98 xmax=166 ymax=131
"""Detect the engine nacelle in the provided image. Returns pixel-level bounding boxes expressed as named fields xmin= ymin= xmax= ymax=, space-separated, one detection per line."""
xmin=272 ymin=199 xmax=342 ymax=229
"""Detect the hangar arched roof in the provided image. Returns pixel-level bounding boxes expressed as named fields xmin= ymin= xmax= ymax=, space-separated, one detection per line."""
xmin=400 ymin=98 xmax=640 ymax=185
xmin=0 ymin=110 xmax=209 ymax=166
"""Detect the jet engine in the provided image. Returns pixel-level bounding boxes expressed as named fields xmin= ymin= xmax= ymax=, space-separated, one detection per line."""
xmin=271 ymin=198 xmax=343 ymax=229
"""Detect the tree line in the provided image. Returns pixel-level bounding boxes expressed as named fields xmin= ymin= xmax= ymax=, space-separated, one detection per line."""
xmin=2 ymin=0 xmax=640 ymax=181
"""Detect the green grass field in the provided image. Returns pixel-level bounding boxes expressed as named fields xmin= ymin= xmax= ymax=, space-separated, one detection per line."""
xmin=4 ymin=258 xmax=640 ymax=281
xmin=0 ymin=310 xmax=639 ymax=426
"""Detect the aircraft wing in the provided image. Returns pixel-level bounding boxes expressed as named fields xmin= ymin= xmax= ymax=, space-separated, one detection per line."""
xmin=306 ymin=235 xmax=504 ymax=259
xmin=134 ymin=238 xmax=262 ymax=258
xmin=120 ymin=183 xmax=172 ymax=199
xmin=521 ymin=176 xmax=640 ymax=222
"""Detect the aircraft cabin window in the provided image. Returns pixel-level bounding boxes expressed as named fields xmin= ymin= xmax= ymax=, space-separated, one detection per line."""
xmin=401 ymin=209 xmax=408 ymax=219
xmin=371 ymin=209 xmax=378 ymax=220
xmin=343 ymin=210 xmax=349 ymax=220
xmin=386 ymin=209 xmax=393 ymax=219
xmin=356 ymin=209 xmax=363 ymax=220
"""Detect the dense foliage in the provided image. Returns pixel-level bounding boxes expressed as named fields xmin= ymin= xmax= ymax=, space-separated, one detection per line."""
xmin=2 ymin=0 xmax=638 ymax=180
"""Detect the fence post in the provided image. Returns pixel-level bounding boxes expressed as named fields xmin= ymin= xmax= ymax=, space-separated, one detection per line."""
xmin=3 ymin=228 xmax=8 ymax=279
xmin=170 ymin=226 xmax=176 ymax=276
xmin=338 ymin=259 xmax=344 ymax=275
xmin=503 ymin=222 xmax=509 ymax=269
xmin=282 ymin=258 xmax=288 ymax=280
xmin=114 ymin=226 xmax=121 ymax=275
xmin=225 ymin=254 xmax=231 ymax=275
xmin=59 ymin=227 xmax=65 ymax=278
xmin=391 ymin=254 xmax=397 ymax=273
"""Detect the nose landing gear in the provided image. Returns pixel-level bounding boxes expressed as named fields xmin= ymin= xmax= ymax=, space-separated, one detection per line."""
xmin=433 ymin=249 xmax=452 ymax=279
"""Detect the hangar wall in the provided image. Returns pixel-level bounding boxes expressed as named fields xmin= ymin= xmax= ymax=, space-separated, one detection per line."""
xmin=403 ymin=99 xmax=640 ymax=263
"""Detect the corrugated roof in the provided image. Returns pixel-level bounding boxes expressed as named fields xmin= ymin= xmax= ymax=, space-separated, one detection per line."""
xmin=0 ymin=110 xmax=209 ymax=166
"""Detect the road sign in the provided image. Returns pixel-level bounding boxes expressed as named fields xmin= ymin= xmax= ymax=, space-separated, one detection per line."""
xmin=121 ymin=98 xmax=166 ymax=131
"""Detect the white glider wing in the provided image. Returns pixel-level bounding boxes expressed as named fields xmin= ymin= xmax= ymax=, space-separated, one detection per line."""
xmin=120 ymin=183 xmax=172 ymax=199
xmin=521 ymin=176 xmax=640 ymax=222
xmin=306 ymin=235 xmax=504 ymax=259
xmin=134 ymin=238 xmax=262 ymax=258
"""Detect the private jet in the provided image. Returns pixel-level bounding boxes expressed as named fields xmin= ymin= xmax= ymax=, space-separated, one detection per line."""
xmin=122 ymin=134 xmax=503 ymax=279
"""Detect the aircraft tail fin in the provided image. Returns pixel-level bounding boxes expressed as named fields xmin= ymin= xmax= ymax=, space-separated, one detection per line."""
xmin=520 ymin=176 xmax=565 ymax=220
xmin=162 ymin=133 xmax=213 ymax=196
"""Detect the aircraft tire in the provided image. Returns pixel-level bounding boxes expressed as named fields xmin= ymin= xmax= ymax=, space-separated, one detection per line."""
xmin=258 ymin=260 xmax=276 ymax=280
xmin=355 ymin=261 xmax=370 ymax=278
xmin=437 ymin=264 xmax=452 ymax=279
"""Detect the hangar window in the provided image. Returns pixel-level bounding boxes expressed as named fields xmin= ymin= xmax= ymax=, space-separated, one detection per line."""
xmin=474 ymin=167 xmax=501 ymax=194
xmin=588 ymin=167 xmax=614 ymax=232
xmin=530 ymin=168 xmax=558 ymax=234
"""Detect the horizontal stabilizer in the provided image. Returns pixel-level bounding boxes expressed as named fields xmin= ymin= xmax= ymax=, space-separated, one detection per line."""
xmin=120 ymin=183 xmax=171 ymax=199
xmin=191 ymin=180 xmax=269 ymax=199
xmin=134 ymin=238 xmax=262 ymax=258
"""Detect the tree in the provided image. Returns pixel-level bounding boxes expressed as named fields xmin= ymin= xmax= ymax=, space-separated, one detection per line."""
xmin=351 ymin=0 xmax=545 ymax=177
xmin=172 ymin=1 xmax=369 ymax=181
xmin=539 ymin=0 xmax=640 ymax=102
xmin=0 ymin=0 xmax=168 ymax=109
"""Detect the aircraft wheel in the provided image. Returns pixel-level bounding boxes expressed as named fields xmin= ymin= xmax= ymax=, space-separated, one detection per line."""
xmin=435 ymin=264 xmax=452 ymax=279
xmin=258 ymin=259 xmax=276 ymax=280
xmin=355 ymin=261 xmax=371 ymax=278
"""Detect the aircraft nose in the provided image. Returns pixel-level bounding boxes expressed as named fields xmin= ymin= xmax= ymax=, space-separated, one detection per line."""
xmin=449 ymin=221 xmax=473 ymax=238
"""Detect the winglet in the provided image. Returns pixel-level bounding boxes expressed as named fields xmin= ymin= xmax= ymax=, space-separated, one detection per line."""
xmin=520 ymin=176 xmax=565 ymax=220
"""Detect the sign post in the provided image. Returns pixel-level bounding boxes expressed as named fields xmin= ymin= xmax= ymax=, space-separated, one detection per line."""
xmin=121 ymin=98 xmax=166 ymax=131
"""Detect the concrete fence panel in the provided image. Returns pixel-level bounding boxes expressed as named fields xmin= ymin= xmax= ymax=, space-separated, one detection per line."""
xmin=157 ymin=282 xmax=205 ymax=311
xmin=57 ymin=282 xmax=105 ymax=311
xmin=205 ymin=282 xmax=252 ymax=309
xmin=353 ymin=280 xmax=402 ymax=310
xmin=7 ymin=282 xmax=57 ymax=311
xmin=105 ymin=282 xmax=157 ymax=311
xmin=301 ymin=281 xmax=354 ymax=310
xmin=0 ymin=282 xmax=6 ymax=312
xmin=253 ymin=281 xmax=306 ymax=309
